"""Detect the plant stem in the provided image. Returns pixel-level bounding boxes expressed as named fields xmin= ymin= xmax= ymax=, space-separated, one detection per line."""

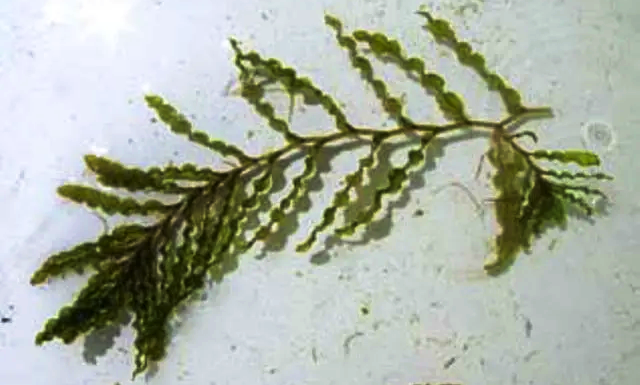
xmin=234 ymin=107 xmax=552 ymax=179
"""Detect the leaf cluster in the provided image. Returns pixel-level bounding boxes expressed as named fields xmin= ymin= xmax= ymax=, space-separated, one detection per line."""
xmin=483 ymin=130 xmax=611 ymax=275
xmin=30 ymin=9 xmax=612 ymax=379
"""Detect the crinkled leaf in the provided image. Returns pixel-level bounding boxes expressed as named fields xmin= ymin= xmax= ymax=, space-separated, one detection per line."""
xmin=334 ymin=134 xmax=433 ymax=238
xmin=417 ymin=9 xmax=528 ymax=115
xmin=350 ymin=27 xmax=468 ymax=122
xmin=531 ymin=149 xmax=601 ymax=167
xmin=229 ymin=38 xmax=353 ymax=134
xmin=35 ymin=264 xmax=129 ymax=345
xmin=57 ymin=184 xmax=173 ymax=216
xmin=144 ymin=94 xmax=252 ymax=164
xmin=30 ymin=224 xmax=149 ymax=285
xmin=297 ymin=139 xmax=382 ymax=251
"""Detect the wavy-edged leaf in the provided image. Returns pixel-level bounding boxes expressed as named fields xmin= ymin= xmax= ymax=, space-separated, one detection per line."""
xmin=325 ymin=18 xmax=415 ymax=126
xmin=229 ymin=37 xmax=354 ymax=134
xmin=249 ymin=144 xmax=320 ymax=249
xmin=123 ymin=185 xmax=233 ymax=378
xmin=548 ymin=179 xmax=608 ymax=217
xmin=231 ymin=75 xmax=301 ymax=142
xmin=84 ymin=155 xmax=221 ymax=192
xmin=416 ymin=10 xmax=528 ymax=115
xmin=30 ymin=223 xmax=149 ymax=285
xmin=334 ymin=134 xmax=434 ymax=237
xmin=57 ymin=184 xmax=174 ymax=216
xmin=296 ymin=137 xmax=383 ymax=251
xmin=144 ymin=94 xmax=253 ymax=164
xmin=35 ymin=264 xmax=130 ymax=346
xmin=539 ymin=168 xmax=613 ymax=181
xmin=156 ymin=163 xmax=224 ymax=182
xmin=516 ymin=175 xmax=567 ymax=248
xmin=207 ymin=183 xmax=245 ymax=262
xmin=220 ymin=158 xmax=279 ymax=254
xmin=350 ymin=28 xmax=468 ymax=122
xmin=128 ymin=249 xmax=169 ymax=377
xmin=165 ymin=177 xmax=236 ymax=297
xmin=152 ymin=191 xmax=211 ymax=303
xmin=530 ymin=149 xmax=601 ymax=167
xmin=207 ymin=179 xmax=248 ymax=282
xmin=84 ymin=154 xmax=182 ymax=193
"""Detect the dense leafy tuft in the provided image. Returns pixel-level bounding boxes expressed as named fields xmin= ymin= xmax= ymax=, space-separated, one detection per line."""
xmin=31 ymin=9 xmax=612 ymax=380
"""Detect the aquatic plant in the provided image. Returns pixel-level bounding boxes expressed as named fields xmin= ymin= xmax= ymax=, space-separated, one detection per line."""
xmin=30 ymin=9 xmax=612 ymax=379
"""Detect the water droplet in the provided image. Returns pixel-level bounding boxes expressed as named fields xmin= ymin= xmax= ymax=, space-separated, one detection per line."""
xmin=581 ymin=120 xmax=616 ymax=153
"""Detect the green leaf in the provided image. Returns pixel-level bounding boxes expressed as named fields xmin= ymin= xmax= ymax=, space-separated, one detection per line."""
xmin=190 ymin=175 xmax=240 ymax=283
xmin=334 ymin=135 xmax=433 ymax=237
xmin=530 ymin=149 xmax=601 ymax=167
xmin=30 ymin=224 xmax=149 ymax=285
xmin=144 ymin=94 xmax=253 ymax=164
xmin=84 ymin=155 xmax=223 ymax=198
xmin=416 ymin=11 xmax=455 ymax=42
xmin=250 ymin=145 xmax=319 ymax=249
xmin=539 ymin=168 xmax=613 ymax=181
xmin=323 ymin=14 xmax=342 ymax=31
xmin=57 ymin=184 xmax=173 ymax=216
xmin=417 ymin=9 xmax=527 ymax=115
xmin=439 ymin=91 xmax=467 ymax=122
xmin=84 ymin=154 xmax=186 ymax=193
xmin=35 ymin=264 xmax=129 ymax=346
xmin=226 ymin=159 xmax=279 ymax=253
xmin=230 ymin=38 xmax=353 ymax=134
xmin=156 ymin=163 xmax=224 ymax=182
xmin=326 ymin=20 xmax=416 ymax=125
xmin=350 ymin=26 xmax=467 ymax=122
xmin=296 ymin=140 xmax=381 ymax=252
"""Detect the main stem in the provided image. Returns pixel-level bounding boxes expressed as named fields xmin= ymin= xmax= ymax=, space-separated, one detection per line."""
xmin=237 ymin=106 xmax=553 ymax=178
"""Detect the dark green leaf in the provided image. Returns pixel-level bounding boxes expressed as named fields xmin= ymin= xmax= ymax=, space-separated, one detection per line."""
xmin=57 ymin=184 xmax=173 ymax=216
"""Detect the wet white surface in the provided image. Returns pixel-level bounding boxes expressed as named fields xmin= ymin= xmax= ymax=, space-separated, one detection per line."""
xmin=1 ymin=0 xmax=639 ymax=384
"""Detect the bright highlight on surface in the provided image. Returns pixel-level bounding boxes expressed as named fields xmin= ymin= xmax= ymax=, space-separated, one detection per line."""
xmin=41 ymin=0 xmax=136 ymax=47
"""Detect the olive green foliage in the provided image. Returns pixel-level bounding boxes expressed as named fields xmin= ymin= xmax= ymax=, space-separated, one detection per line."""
xmin=31 ymin=9 xmax=612 ymax=378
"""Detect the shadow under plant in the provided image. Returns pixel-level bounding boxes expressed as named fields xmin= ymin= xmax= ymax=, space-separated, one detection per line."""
xmin=30 ymin=8 xmax=612 ymax=381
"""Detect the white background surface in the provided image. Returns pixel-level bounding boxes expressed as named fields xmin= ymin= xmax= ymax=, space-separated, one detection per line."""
xmin=1 ymin=0 xmax=639 ymax=384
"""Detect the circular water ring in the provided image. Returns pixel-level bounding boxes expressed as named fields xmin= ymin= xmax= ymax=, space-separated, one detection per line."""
xmin=581 ymin=120 xmax=617 ymax=154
